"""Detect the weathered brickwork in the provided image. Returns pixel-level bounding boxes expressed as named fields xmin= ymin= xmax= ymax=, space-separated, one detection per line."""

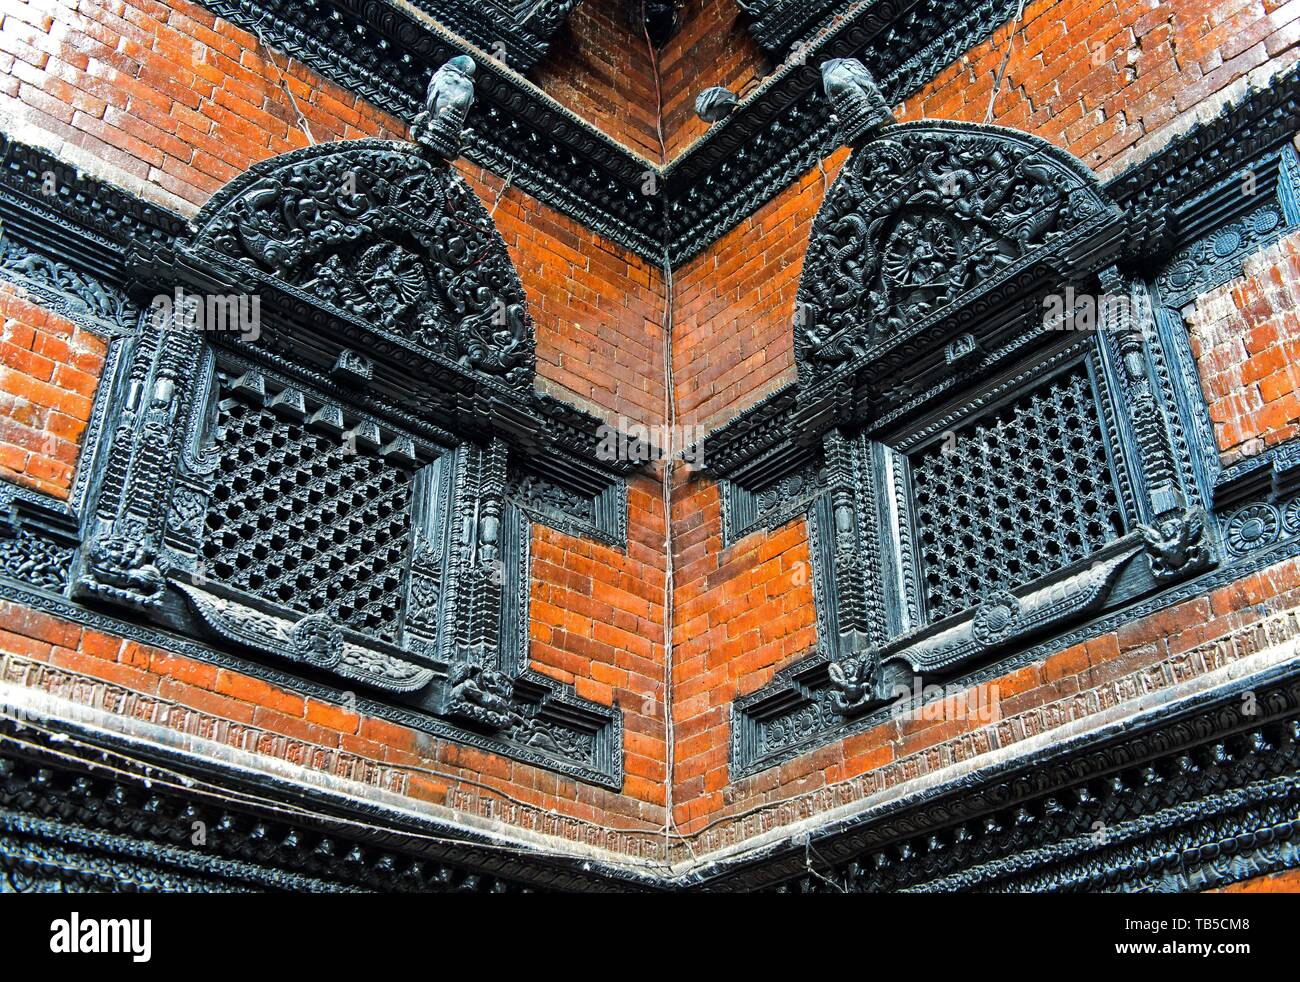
xmin=898 ymin=0 xmax=1300 ymax=179
xmin=0 ymin=0 xmax=670 ymax=833
xmin=530 ymin=477 xmax=669 ymax=808
xmin=1185 ymin=229 xmax=1300 ymax=463
xmin=671 ymin=554 xmax=1300 ymax=837
xmin=659 ymin=0 xmax=769 ymax=157
xmin=1213 ymin=868 xmax=1300 ymax=891
xmin=532 ymin=0 xmax=664 ymax=162
xmin=669 ymin=471 xmax=817 ymax=815
xmin=0 ymin=282 xmax=106 ymax=498
xmin=0 ymin=600 xmax=667 ymax=832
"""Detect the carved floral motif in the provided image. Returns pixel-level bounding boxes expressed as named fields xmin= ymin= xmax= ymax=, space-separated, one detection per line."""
xmin=795 ymin=124 xmax=1108 ymax=380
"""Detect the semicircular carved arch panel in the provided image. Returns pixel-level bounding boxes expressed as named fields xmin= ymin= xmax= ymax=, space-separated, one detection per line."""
xmin=794 ymin=121 xmax=1116 ymax=385
xmin=185 ymin=138 xmax=535 ymax=391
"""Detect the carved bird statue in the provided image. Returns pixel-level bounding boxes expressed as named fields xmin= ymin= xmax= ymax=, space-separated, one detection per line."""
xmin=821 ymin=57 xmax=895 ymax=146
xmin=412 ymin=55 xmax=477 ymax=159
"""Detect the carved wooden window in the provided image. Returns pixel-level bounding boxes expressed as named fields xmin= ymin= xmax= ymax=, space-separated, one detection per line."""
xmin=718 ymin=61 xmax=1211 ymax=775
xmin=201 ymin=371 xmax=419 ymax=643
xmin=61 ymin=120 xmax=626 ymax=786
xmin=902 ymin=361 xmax=1127 ymax=626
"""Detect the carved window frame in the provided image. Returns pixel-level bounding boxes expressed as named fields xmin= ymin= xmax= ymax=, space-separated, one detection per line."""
xmin=42 ymin=135 xmax=627 ymax=787
xmin=719 ymin=106 xmax=1217 ymax=776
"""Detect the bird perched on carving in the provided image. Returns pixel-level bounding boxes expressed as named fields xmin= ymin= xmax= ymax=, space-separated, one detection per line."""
xmin=695 ymin=86 xmax=738 ymax=123
xmin=821 ymin=57 xmax=895 ymax=146
xmin=412 ymin=55 xmax=477 ymax=159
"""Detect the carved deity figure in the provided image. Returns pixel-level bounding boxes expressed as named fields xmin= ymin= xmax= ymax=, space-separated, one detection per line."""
xmin=412 ymin=55 xmax=477 ymax=160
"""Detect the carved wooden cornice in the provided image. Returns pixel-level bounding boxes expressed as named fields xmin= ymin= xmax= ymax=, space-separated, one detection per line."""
xmin=193 ymin=0 xmax=1033 ymax=266
xmin=6 ymin=644 xmax=1300 ymax=891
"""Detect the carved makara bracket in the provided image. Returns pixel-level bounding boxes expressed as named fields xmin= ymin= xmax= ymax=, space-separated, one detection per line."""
xmin=826 ymin=544 xmax=1142 ymax=715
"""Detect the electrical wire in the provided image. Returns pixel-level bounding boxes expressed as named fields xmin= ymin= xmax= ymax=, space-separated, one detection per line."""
xmin=984 ymin=0 xmax=1028 ymax=124
xmin=637 ymin=0 xmax=701 ymax=869
xmin=251 ymin=19 xmax=317 ymax=146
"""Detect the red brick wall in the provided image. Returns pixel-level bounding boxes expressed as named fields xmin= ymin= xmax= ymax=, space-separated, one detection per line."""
xmin=0 ymin=283 xmax=106 ymax=498
xmin=658 ymin=0 xmax=769 ymax=158
xmin=671 ymin=554 xmax=1300 ymax=837
xmin=1212 ymin=868 xmax=1300 ymax=892
xmin=1184 ymin=228 xmax=1300 ymax=464
xmin=0 ymin=598 xmax=668 ymax=833
xmin=5 ymin=0 xmax=1300 ymax=859
xmin=897 ymin=0 xmax=1300 ymax=178
xmin=669 ymin=472 xmax=817 ymax=819
xmin=531 ymin=0 xmax=664 ymax=161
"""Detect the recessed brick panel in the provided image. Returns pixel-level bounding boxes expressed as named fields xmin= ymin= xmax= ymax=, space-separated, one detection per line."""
xmin=0 ymin=282 xmax=106 ymax=498
xmin=1184 ymin=229 xmax=1300 ymax=463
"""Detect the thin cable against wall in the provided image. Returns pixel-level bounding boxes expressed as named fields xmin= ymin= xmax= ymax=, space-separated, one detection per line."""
xmin=251 ymin=18 xmax=317 ymax=146
xmin=638 ymin=0 xmax=696 ymax=865
xmin=984 ymin=0 xmax=1028 ymax=124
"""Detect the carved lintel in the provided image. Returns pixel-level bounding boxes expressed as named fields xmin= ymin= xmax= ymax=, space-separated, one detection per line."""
xmin=177 ymin=582 xmax=435 ymax=693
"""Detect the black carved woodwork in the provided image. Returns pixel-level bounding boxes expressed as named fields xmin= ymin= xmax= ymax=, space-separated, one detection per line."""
xmin=409 ymin=1 xmax=582 ymax=72
xmin=15 ymin=81 xmax=627 ymax=785
xmin=907 ymin=364 xmax=1126 ymax=625
xmin=138 ymin=0 xmax=1300 ymax=273
xmin=716 ymin=61 xmax=1218 ymax=772
xmin=5 ymin=3 xmax=1300 ymax=891
xmin=7 ymin=638 xmax=1300 ymax=893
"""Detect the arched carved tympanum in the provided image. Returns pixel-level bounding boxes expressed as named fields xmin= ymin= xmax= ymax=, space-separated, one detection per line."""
xmin=795 ymin=120 xmax=1119 ymax=385
xmin=180 ymin=137 xmax=534 ymax=390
